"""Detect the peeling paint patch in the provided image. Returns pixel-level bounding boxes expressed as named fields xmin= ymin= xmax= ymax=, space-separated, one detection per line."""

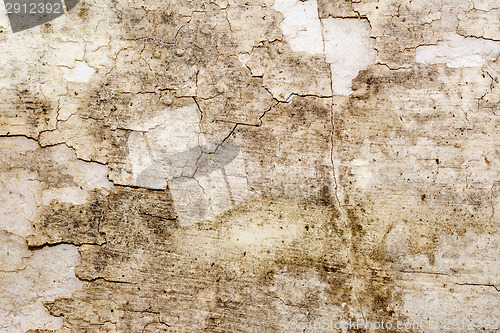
xmin=272 ymin=0 xmax=325 ymax=55
xmin=62 ymin=61 xmax=95 ymax=83
xmin=0 ymin=137 xmax=113 ymax=332
xmin=416 ymin=32 xmax=500 ymax=67
xmin=321 ymin=18 xmax=376 ymax=95
xmin=0 ymin=243 xmax=84 ymax=332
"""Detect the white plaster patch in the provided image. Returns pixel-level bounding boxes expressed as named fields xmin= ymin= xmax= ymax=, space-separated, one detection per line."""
xmin=127 ymin=105 xmax=249 ymax=225
xmin=0 ymin=137 xmax=112 ymax=331
xmin=169 ymin=166 xmax=248 ymax=227
xmin=126 ymin=104 xmax=202 ymax=190
xmin=238 ymin=53 xmax=251 ymax=67
xmin=416 ymin=32 xmax=500 ymax=67
xmin=127 ymin=131 xmax=157 ymax=188
xmin=321 ymin=18 xmax=377 ymax=95
xmin=196 ymin=154 xmax=249 ymax=221
xmin=471 ymin=0 xmax=500 ymax=11
xmin=62 ymin=61 xmax=96 ymax=83
xmin=146 ymin=105 xmax=201 ymax=156
xmin=0 ymin=171 xmax=41 ymax=238
xmin=0 ymin=244 xmax=84 ymax=333
xmin=272 ymin=0 xmax=325 ymax=55
xmin=42 ymin=144 xmax=112 ymax=205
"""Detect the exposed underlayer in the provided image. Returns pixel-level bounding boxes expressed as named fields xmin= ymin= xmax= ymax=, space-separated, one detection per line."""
xmin=0 ymin=0 xmax=498 ymax=332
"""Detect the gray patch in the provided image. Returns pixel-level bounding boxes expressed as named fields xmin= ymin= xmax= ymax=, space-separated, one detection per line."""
xmin=136 ymin=142 xmax=241 ymax=190
xmin=4 ymin=0 xmax=79 ymax=32
xmin=64 ymin=0 xmax=78 ymax=11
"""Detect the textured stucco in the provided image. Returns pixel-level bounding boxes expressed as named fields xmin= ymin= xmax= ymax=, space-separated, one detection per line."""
xmin=0 ymin=0 xmax=498 ymax=332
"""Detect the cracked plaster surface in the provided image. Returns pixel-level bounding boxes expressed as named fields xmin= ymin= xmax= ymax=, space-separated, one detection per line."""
xmin=0 ymin=0 xmax=498 ymax=332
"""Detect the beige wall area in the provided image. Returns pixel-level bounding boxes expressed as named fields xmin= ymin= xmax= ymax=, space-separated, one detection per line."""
xmin=0 ymin=0 xmax=498 ymax=332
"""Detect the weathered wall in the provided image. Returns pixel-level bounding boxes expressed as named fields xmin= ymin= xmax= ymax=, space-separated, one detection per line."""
xmin=0 ymin=0 xmax=498 ymax=332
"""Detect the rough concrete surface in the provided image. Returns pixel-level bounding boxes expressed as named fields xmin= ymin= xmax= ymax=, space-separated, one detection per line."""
xmin=0 ymin=0 xmax=498 ymax=332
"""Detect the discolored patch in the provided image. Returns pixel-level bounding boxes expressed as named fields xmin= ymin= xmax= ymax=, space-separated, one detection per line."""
xmin=0 ymin=0 xmax=498 ymax=331
xmin=37 ymin=192 xmax=405 ymax=331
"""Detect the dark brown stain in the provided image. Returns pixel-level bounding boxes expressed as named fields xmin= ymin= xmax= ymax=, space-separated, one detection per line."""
xmin=36 ymin=187 xmax=407 ymax=331
xmin=16 ymin=89 xmax=55 ymax=135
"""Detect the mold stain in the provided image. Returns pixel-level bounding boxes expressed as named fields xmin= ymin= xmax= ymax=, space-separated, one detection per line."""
xmin=36 ymin=188 xmax=405 ymax=331
xmin=1 ymin=0 xmax=497 ymax=331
